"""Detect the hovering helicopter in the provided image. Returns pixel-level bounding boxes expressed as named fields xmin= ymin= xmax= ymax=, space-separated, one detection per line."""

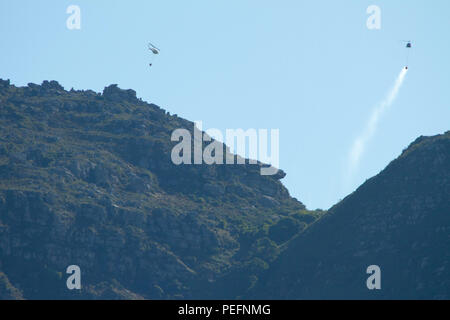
xmin=148 ymin=43 xmax=160 ymax=67
xmin=148 ymin=43 xmax=160 ymax=54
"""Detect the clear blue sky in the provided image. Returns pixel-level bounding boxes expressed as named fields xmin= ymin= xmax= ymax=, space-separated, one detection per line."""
xmin=1 ymin=1 xmax=449 ymax=209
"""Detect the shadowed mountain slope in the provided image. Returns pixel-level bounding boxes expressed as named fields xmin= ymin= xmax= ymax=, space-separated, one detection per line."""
xmin=251 ymin=132 xmax=450 ymax=299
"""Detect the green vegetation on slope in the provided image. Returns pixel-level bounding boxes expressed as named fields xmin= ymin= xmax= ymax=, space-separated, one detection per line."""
xmin=0 ymin=79 xmax=321 ymax=299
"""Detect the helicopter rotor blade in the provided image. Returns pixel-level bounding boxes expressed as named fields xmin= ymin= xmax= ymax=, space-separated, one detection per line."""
xmin=148 ymin=43 xmax=161 ymax=51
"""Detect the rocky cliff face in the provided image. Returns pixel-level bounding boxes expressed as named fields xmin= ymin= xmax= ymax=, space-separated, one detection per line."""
xmin=251 ymin=132 xmax=450 ymax=299
xmin=0 ymin=79 xmax=316 ymax=299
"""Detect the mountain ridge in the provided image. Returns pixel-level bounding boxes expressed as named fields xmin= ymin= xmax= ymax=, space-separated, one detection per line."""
xmin=1 ymin=78 xmax=448 ymax=299
xmin=0 ymin=79 xmax=316 ymax=299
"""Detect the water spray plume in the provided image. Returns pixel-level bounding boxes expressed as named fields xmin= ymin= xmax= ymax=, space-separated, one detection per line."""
xmin=346 ymin=67 xmax=408 ymax=182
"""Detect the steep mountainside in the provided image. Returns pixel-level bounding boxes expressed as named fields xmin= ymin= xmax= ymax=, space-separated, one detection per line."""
xmin=251 ymin=132 xmax=450 ymax=299
xmin=0 ymin=79 xmax=320 ymax=299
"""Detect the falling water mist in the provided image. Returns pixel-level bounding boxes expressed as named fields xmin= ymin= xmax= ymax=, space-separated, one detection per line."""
xmin=344 ymin=67 xmax=409 ymax=190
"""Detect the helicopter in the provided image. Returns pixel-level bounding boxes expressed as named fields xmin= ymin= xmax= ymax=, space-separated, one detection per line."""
xmin=148 ymin=43 xmax=160 ymax=66
xmin=148 ymin=43 xmax=160 ymax=54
